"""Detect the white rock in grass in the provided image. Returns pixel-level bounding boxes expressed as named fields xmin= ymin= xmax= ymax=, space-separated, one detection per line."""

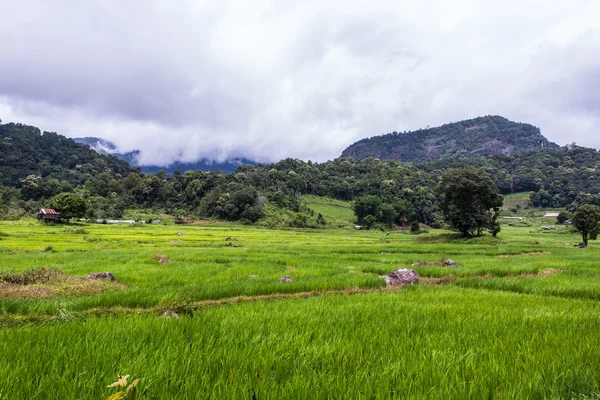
xmin=384 ymin=268 xmax=419 ymax=286
xmin=443 ymin=259 xmax=462 ymax=268
xmin=278 ymin=276 xmax=293 ymax=283
xmin=161 ymin=310 xmax=180 ymax=318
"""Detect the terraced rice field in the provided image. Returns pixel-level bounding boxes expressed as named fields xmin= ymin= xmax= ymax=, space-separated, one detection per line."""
xmin=1 ymin=220 xmax=599 ymax=399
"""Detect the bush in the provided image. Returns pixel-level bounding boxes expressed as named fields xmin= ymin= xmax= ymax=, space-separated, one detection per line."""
xmin=410 ymin=220 xmax=421 ymax=234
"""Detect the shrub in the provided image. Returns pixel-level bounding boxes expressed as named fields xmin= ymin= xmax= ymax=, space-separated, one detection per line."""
xmin=410 ymin=221 xmax=421 ymax=234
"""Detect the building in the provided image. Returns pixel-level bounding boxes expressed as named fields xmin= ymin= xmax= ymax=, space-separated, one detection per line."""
xmin=35 ymin=208 xmax=61 ymax=222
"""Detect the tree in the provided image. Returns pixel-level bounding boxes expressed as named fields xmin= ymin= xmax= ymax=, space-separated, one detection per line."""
xmin=353 ymin=195 xmax=381 ymax=224
xmin=49 ymin=192 xmax=87 ymax=221
xmin=572 ymin=204 xmax=600 ymax=247
xmin=437 ymin=167 xmax=503 ymax=237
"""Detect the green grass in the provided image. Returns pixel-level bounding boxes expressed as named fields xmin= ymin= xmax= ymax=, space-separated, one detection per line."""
xmin=3 ymin=289 xmax=600 ymax=399
xmin=503 ymin=192 xmax=531 ymax=210
xmin=1 ymin=219 xmax=600 ymax=398
xmin=302 ymin=195 xmax=356 ymax=227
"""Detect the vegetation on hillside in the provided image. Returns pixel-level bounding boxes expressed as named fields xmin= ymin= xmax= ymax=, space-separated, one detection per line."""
xmin=0 ymin=123 xmax=138 ymax=187
xmin=341 ymin=115 xmax=557 ymax=163
xmin=2 ymin=122 xmax=600 ymax=231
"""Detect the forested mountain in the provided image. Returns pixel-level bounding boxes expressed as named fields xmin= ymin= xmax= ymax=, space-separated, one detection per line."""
xmin=73 ymin=137 xmax=257 ymax=174
xmin=0 ymin=123 xmax=138 ymax=187
xmin=1 ymin=121 xmax=599 ymax=228
xmin=341 ymin=115 xmax=558 ymax=163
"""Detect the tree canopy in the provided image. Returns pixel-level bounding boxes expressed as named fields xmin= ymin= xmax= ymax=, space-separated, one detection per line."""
xmin=49 ymin=192 xmax=87 ymax=221
xmin=437 ymin=167 xmax=503 ymax=237
xmin=572 ymin=205 xmax=600 ymax=247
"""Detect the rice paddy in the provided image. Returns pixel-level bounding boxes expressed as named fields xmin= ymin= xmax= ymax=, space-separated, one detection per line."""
xmin=1 ymin=218 xmax=599 ymax=399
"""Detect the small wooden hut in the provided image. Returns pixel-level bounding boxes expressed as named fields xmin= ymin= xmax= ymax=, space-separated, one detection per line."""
xmin=35 ymin=208 xmax=61 ymax=222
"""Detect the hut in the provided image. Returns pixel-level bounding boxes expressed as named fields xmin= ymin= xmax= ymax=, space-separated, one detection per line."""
xmin=35 ymin=208 xmax=61 ymax=223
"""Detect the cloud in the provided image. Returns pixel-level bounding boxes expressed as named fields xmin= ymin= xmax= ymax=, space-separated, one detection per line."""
xmin=1 ymin=0 xmax=599 ymax=165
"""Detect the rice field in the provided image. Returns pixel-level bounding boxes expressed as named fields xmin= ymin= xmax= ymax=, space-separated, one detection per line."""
xmin=1 ymin=218 xmax=599 ymax=399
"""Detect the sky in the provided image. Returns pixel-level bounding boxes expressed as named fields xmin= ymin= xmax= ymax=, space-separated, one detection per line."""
xmin=1 ymin=0 xmax=599 ymax=166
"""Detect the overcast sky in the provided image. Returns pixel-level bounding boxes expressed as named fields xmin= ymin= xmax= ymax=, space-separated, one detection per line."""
xmin=1 ymin=0 xmax=599 ymax=165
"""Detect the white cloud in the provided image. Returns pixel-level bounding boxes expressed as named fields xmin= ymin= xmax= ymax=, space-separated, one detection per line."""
xmin=1 ymin=0 xmax=599 ymax=165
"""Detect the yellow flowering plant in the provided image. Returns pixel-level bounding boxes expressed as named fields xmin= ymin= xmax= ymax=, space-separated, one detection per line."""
xmin=106 ymin=375 xmax=142 ymax=400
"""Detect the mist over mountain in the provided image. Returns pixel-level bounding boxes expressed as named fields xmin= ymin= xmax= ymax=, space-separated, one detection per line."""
xmin=73 ymin=137 xmax=257 ymax=174
xmin=341 ymin=116 xmax=558 ymax=163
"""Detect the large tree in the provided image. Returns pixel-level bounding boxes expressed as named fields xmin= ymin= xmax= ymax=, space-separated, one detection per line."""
xmin=437 ymin=167 xmax=503 ymax=237
xmin=49 ymin=192 xmax=87 ymax=221
xmin=572 ymin=204 xmax=600 ymax=247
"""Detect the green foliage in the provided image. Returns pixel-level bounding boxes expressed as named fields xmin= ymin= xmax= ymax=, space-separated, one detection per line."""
xmin=0 ymin=123 xmax=137 ymax=187
xmin=354 ymin=195 xmax=415 ymax=229
xmin=49 ymin=192 xmax=87 ymax=220
xmin=572 ymin=204 xmax=600 ymax=247
xmin=342 ymin=115 xmax=556 ymax=163
xmin=354 ymin=195 xmax=381 ymax=224
xmin=410 ymin=220 xmax=420 ymax=233
xmin=556 ymin=211 xmax=572 ymax=225
xmin=316 ymin=212 xmax=326 ymax=226
xmin=438 ymin=167 xmax=504 ymax=237
xmin=3 ymin=121 xmax=600 ymax=229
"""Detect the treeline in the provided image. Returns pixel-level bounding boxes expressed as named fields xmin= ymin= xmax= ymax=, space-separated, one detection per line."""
xmin=3 ymin=158 xmax=442 ymax=227
xmin=1 ymin=122 xmax=600 ymax=227
xmin=420 ymin=145 xmax=600 ymax=208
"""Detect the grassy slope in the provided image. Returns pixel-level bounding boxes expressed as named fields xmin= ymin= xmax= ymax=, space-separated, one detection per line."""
xmin=503 ymin=192 xmax=531 ymax=210
xmin=1 ymin=219 xmax=600 ymax=398
xmin=302 ymin=195 xmax=356 ymax=227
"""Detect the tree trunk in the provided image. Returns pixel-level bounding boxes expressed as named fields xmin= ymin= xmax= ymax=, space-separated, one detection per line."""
xmin=582 ymin=233 xmax=589 ymax=248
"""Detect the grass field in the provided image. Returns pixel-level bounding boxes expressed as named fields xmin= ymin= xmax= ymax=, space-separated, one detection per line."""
xmin=1 ymin=215 xmax=600 ymax=399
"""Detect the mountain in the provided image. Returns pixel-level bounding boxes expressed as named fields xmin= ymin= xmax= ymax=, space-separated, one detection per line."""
xmin=0 ymin=123 xmax=138 ymax=187
xmin=341 ymin=115 xmax=558 ymax=163
xmin=73 ymin=137 xmax=257 ymax=174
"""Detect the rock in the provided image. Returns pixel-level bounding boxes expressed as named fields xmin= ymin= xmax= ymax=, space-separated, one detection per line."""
xmin=161 ymin=310 xmax=180 ymax=318
xmin=176 ymin=232 xmax=184 ymax=236
xmin=278 ymin=275 xmax=293 ymax=283
xmin=443 ymin=259 xmax=462 ymax=268
xmin=384 ymin=268 xmax=419 ymax=286
xmin=87 ymin=272 xmax=116 ymax=281
xmin=248 ymin=275 xmax=258 ymax=279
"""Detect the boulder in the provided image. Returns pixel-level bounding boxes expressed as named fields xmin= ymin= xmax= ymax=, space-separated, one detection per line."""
xmin=384 ymin=268 xmax=419 ymax=286
xmin=161 ymin=310 xmax=180 ymax=319
xmin=278 ymin=276 xmax=293 ymax=283
xmin=443 ymin=259 xmax=462 ymax=268
xmin=87 ymin=272 xmax=116 ymax=281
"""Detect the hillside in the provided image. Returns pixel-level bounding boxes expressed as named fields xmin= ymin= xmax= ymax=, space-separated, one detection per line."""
xmin=341 ymin=115 xmax=558 ymax=163
xmin=0 ymin=123 xmax=138 ymax=187
xmin=74 ymin=137 xmax=257 ymax=173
